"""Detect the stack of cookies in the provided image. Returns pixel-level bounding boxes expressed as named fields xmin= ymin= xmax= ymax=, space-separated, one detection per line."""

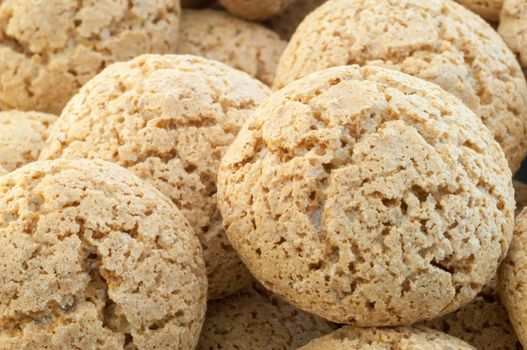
xmin=0 ymin=0 xmax=526 ymax=349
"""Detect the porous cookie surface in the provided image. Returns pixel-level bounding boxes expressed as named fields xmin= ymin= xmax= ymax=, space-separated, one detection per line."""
xmin=179 ymin=9 xmax=287 ymax=85
xmin=267 ymin=0 xmax=327 ymax=40
xmin=500 ymin=209 xmax=527 ymax=348
xmin=0 ymin=0 xmax=181 ymax=114
xmin=219 ymin=0 xmax=296 ymax=20
xmin=499 ymin=0 xmax=527 ymax=70
xmin=40 ymin=54 xmax=271 ymax=300
xmin=0 ymin=159 xmax=207 ymax=349
xmin=197 ymin=283 xmax=336 ymax=349
xmin=218 ymin=65 xmax=514 ymax=326
xmin=458 ymin=0 xmax=503 ymax=21
xmin=299 ymin=326 xmax=475 ymax=349
xmin=0 ymin=110 xmax=57 ymax=172
xmin=274 ymin=0 xmax=527 ymax=173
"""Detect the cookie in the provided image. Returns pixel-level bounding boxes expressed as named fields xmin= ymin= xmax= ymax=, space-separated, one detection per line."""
xmin=0 ymin=158 xmax=207 ymax=349
xmin=218 ymin=65 xmax=515 ymax=326
xmin=267 ymin=0 xmax=327 ymax=40
xmin=514 ymin=180 xmax=527 ymax=212
xmin=179 ymin=9 xmax=287 ymax=86
xmin=299 ymin=326 xmax=475 ymax=349
xmin=458 ymin=0 xmax=503 ymax=21
xmin=499 ymin=0 xmax=527 ymax=71
xmin=182 ymin=0 xmax=216 ymax=8
xmin=0 ymin=110 xmax=57 ymax=172
xmin=274 ymin=0 xmax=527 ymax=173
xmin=219 ymin=0 xmax=297 ymax=20
xmin=40 ymin=54 xmax=271 ymax=300
xmin=197 ymin=283 xmax=336 ymax=349
xmin=0 ymin=0 xmax=181 ymax=114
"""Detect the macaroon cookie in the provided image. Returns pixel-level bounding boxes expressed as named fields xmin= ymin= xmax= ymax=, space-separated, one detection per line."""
xmin=219 ymin=0 xmax=297 ymax=20
xmin=499 ymin=0 xmax=527 ymax=71
xmin=40 ymin=54 xmax=271 ymax=300
xmin=274 ymin=0 xmax=527 ymax=173
xmin=0 ymin=158 xmax=207 ymax=349
xmin=458 ymin=0 xmax=503 ymax=21
xmin=267 ymin=0 xmax=327 ymax=40
xmin=217 ymin=65 xmax=514 ymax=326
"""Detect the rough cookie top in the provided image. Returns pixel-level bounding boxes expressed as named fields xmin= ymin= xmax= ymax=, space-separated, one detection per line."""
xmin=458 ymin=0 xmax=503 ymax=21
xmin=267 ymin=0 xmax=327 ymax=40
xmin=274 ymin=0 xmax=527 ymax=173
xmin=0 ymin=110 xmax=57 ymax=172
xmin=219 ymin=0 xmax=297 ymax=20
xmin=499 ymin=209 xmax=527 ymax=348
xmin=179 ymin=9 xmax=287 ymax=86
xmin=499 ymin=0 xmax=527 ymax=70
xmin=0 ymin=158 xmax=207 ymax=349
xmin=299 ymin=326 xmax=475 ymax=350
xmin=40 ymin=54 xmax=271 ymax=300
xmin=218 ymin=65 xmax=514 ymax=326
xmin=0 ymin=0 xmax=181 ymax=114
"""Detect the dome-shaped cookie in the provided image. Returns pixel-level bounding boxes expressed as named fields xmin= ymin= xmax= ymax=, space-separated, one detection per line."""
xmin=0 ymin=0 xmax=181 ymax=114
xmin=0 ymin=110 xmax=57 ymax=172
xmin=274 ymin=0 xmax=527 ymax=174
xmin=0 ymin=158 xmax=207 ymax=349
xmin=179 ymin=9 xmax=287 ymax=85
xmin=458 ymin=0 xmax=503 ymax=21
xmin=40 ymin=54 xmax=271 ymax=300
xmin=197 ymin=283 xmax=336 ymax=349
xmin=218 ymin=65 xmax=514 ymax=326
xmin=267 ymin=0 xmax=327 ymax=40
xmin=219 ymin=0 xmax=297 ymax=20
xmin=499 ymin=209 xmax=527 ymax=348
xmin=499 ymin=0 xmax=527 ymax=70
xmin=299 ymin=326 xmax=475 ymax=349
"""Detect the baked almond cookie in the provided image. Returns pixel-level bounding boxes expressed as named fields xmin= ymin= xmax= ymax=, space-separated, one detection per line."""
xmin=40 ymin=54 xmax=271 ymax=300
xmin=218 ymin=65 xmax=514 ymax=326
xmin=274 ymin=0 xmax=527 ymax=173
xmin=197 ymin=283 xmax=336 ymax=349
xmin=0 ymin=110 xmax=57 ymax=172
xmin=0 ymin=0 xmax=181 ymax=114
xmin=299 ymin=326 xmax=475 ymax=349
xmin=458 ymin=0 xmax=503 ymax=21
xmin=267 ymin=0 xmax=327 ymax=40
xmin=179 ymin=9 xmax=287 ymax=86
xmin=499 ymin=0 xmax=527 ymax=70
xmin=219 ymin=0 xmax=297 ymax=20
xmin=0 ymin=158 xmax=207 ymax=349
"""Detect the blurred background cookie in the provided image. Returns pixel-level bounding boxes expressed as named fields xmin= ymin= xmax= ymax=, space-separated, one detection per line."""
xmin=458 ymin=0 xmax=503 ymax=21
xmin=219 ymin=0 xmax=297 ymax=20
xmin=499 ymin=0 xmax=527 ymax=71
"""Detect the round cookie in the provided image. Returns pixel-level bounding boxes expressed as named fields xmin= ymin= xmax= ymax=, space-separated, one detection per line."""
xmin=299 ymin=326 xmax=475 ymax=349
xmin=178 ymin=9 xmax=287 ymax=86
xmin=0 ymin=110 xmax=57 ymax=172
xmin=197 ymin=283 xmax=336 ymax=349
xmin=218 ymin=65 xmax=515 ymax=326
xmin=182 ymin=0 xmax=216 ymax=7
xmin=266 ymin=0 xmax=327 ymax=40
xmin=40 ymin=54 xmax=271 ymax=300
xmin=499 ymin=0 xmax=527 ymax=70
xmin=458 ymin=0 xmax=503 ymax=21
xmin=219 ymin=0 xmax=297 ymax=20
xmin=274 ymin=0 xmax=527 ymax=174
xmin=0 ymin=158 xmax=207 ymax=349
xmin=0 ymin=0 xmax=181 ymax=114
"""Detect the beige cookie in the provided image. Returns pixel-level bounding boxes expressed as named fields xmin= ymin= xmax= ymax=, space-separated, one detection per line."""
xmin=0 ymin=110 xmax=57 ymax=172
xmin=182 ymin=0 xmax=216 ymax=7
xmin=218 ymin=65 xmax=514 ymax=326
xmin=274 ymin=0 xmax=527 ymax=174
xmin=179 ymin=9 xmax=287 ymax=86
xmin=299 ymin=326 xmax=475 ymax=349
xmin=458 ymin=0 xmax=503 ymax=21
xmin=0 ymin=158 xmax=207 ymax=349
xmin=267 ymin=0 xmax=327 ymax=40
xmin=0 ymin=0 xmax=181 ymax=114
xmin=219 ymin=0 xmax=297 ymax=20
xmin=197 ymin=283 xmax=336 ymax=349
xmin=40 ymin=54 xmax=271 ymax=300
xmin=499 ymin=0 xmax=527 ymax=71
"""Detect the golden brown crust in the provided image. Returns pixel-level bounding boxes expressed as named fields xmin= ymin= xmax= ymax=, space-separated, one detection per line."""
xmin=219 ymin=0 xmax=296 ymax=20
xmin=458 ymin=0 xmax=503 ymax=21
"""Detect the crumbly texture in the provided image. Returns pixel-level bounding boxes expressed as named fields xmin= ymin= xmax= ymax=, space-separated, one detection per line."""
xmin=218 ymin=65 xmax=514 ymax=326
xmin=197 ymin=283 xmax=336 ymax=349
xmin=500 ymin=209 xmax=527 ymax=348
xmin=299 ymin=326 xmax=475 ymax=349
xmin=181 ymin=0 xmax=216 ymax=8
xmin=0 ymin=158 xmax=207 ymax=350
xmin=0 ymin=0 xmax=181 ymax=114
xmin=514 ymin=180 xmax=527 ymax=212
xmin=0 ymin=110 xmax=57 ymax=172
xmin=499 ymin=0 xmax=527 ymax=70
xmin=219 ymin=0 xmax=297 ymax=20
xmin=178 ymin=9 xmax=287 ymax=86
xmin=266 ymin=0 xmax=327 ymax=40
xmin=458 ymin=0 xmax=503 ymax=21
xmin=274 ymin=0 xmax=527 ymax=173
xmin=40 ymin=54 xmax=271 ymax=300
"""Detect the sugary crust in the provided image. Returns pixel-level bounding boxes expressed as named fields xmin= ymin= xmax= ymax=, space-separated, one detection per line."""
xmin=458 ymin=0 xmax=503 ymax=21
xmin=0 ymin=110 xmax=57 ymax=172
xmin=197 ymin=283 xmax=336 ymax=349
xmin=219 ymin=0 xmax=297 ymax=20
xmin=218 ymin=65 xmax=514 ymax=326
xmin=0 ymin=0 xmax=181 ymax=114
xmin=178 ymin=9 xmax=287 ymax=86
xmin=499 ymin=0 xmax=527 ymax=69
xmin=40 ymin=54 xmax=271 ymax=300
xmin=299 ymin=326 xmax=475 ymax=349
xmin=266 ymin=0 xmax=327 ymax=40
xmin=0 ymin=158 xmax=207 ymax=349
xmin=274 ymin=0 xmax=527 ymax=173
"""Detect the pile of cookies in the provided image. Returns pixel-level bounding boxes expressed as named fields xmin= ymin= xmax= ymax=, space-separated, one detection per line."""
xmin=0 ymin=0 xmax=527 ymax=349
